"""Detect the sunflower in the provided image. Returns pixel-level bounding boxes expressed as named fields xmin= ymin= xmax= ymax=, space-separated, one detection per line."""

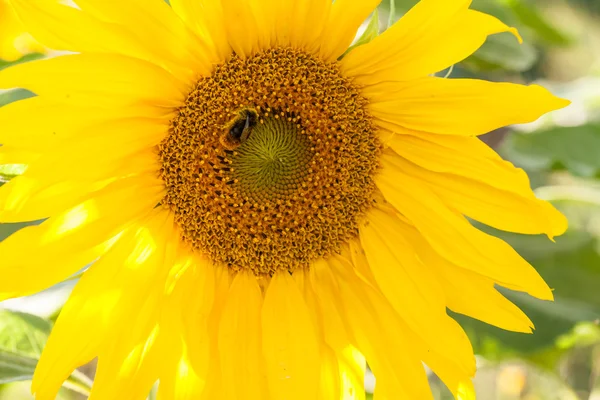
xmin=0 ymin=0 xmax=569 ymax=399
xmin=0 ymin=0 xmax=44 ymax=61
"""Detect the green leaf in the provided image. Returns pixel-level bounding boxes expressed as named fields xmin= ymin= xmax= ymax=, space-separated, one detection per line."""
xmin=506 ymin=0 xmax=572 ymax=46
xmin=0 ymin=89 xmax=34 ymax=108
xmin=465 ymin=32 xmax=538 ymax=72
xmin=472 ymin=0 xmax=517 ymax=25
xmin=0 ymin=165 xmax=26 ymax=183
xmin=464 ymin=0 xmax=539 ymax=72
xmin=0 ymin=221 xmax=40 ymax=243
xmin=0 ymin=311 xmax=51 ymax=384
xmin=502 ymin=124 xmax=600 ymax=177
xmin=0 ymin=311 xmax=93 ymax=395
xmin=556 ymin=322 xmax=600 ymax=350
xmin=343 ymin=10 xmax=380 ymax=57
xmin=0 ymin=53 xmax=45 ymax=72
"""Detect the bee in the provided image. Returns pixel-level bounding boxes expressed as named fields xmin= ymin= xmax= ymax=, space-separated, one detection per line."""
xmin=220 ymin=108 xmax=259 ymax=150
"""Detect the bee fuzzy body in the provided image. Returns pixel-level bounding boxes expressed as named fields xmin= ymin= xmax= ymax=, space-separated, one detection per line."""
xmin=221 ymin=108 xmax=259 ymax=150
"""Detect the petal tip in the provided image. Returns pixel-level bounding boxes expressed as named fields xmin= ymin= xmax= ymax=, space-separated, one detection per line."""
xmin=544 ymin=203 xmax=568 ymax=239
xmin=508 ymin=27 xmax=524 ymax=44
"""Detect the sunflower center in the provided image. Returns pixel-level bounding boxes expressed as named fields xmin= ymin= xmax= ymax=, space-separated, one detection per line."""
xmin=229 ymin=114 xmax=312 ymax=202
xmin=160 ymin=47 xmax=380 ymax=276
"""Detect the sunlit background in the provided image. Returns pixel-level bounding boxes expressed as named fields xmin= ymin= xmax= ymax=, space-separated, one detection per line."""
xmin=1 ymin=0 xmax=599 ymax=399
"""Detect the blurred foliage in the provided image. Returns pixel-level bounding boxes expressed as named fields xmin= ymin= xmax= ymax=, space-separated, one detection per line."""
xmin=1 ymin=0 xmax=600 ymax=399
xmin=504 ymin=124 xmax=600 ymax=177
xmin=0 ymin=310 xmax=51 ymax=384
xmin=0 ymin=310 xmax=91 ymax=399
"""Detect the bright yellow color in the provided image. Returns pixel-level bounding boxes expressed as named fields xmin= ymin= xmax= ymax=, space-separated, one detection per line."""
xmin=0 ymin=0 xmax=45 ymax=61
xmin=0 ymin=0 xmax=569 ymax=399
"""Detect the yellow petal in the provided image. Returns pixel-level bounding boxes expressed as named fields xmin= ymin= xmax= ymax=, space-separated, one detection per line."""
xmin=329 ymin=254 xmax=473 ymax=399
xmin=218 ymin=271 xmax=267 ymax=400
xmin=368 ymin=77 xmax=570 ymax=136
xmin=360 ymin=207 xmax=475 ymax=376
xmin=0 ymin=141 xmax=161 ymax=224
xmin=386 ymin=132 xmax=528 ymax=192
xmin=270 ymin=0 xmax=294 ymax=47
xmin=199 ymin=265 xmax=232 ymax=400
xmin=0 ymin=147 xmax=38 ymax=165
xmin=13 ymin=117 xmax=165 ymax=180
xmin=158 ymin=257 xmax=212 ymax=400
xmin=158 ymin=350 xmax=205 ymax=400
xmin=74 ymin=0 xmax=218 ymax=78
xmin=90 ymin=301 xmax=162 ymax=400
xmin=304 ymin=269 xmax=351 ymax=355
xmin=288 ymin=0 xmax=331 ymax=52
xmin=179 ymin=258 xmax=215 ymax=384
xmin=0 ymin=239 xmax=110 ymax=302
xmin=318 ymin=0 xmax=381 ymax=61
xmin=0 ymin=0 xmax=45 ymax=61
xmin=0 ymin=175 xmax=164 ymax=300
xmin=347 ymin=240 xmax=377 ymax=286
xmin=0 ymin=97 xmax=168 ymax=151
xmin=169 ymin=0 xmax=231 ymax=62
xmin=342 ymin=3 xmax=520 ymax=83
xmin=8 ymin=0 xmax=202 ymax=79
xmin=393 ymin=217 xmax=534 ymax=333
xmin=317 ymin=347 xmax=341 ymax=400
xmin=262 ymin=270 xmax=320 ymax=400
xmin=408 ymin=327 xmax=475 ymax=400
xmin=220 ymin=0 xmax=261 ymax=58
xmin=438 ymin=261 xmax=534 ymax=333
xmin=338 ymin=346 xmax=366 ymax=400
xmin=0 ymin=53 xmax=188 ymax=109
xmin=90 ymin=232 xmax=186 ymax=400
xmin=377 ymin=157 xmax=554 ymax=300
xmin=302 ymin=267 xmax=365 ymax=400
xmin=386 ymin=147 xmax=567 ymax=237
xmin=32 ymin=208 xmax=175 ymax=399
xmin=0 ymin=151 xmax=159 ymax=223
xmin=312 ymin=256 xmax=433 ymax=400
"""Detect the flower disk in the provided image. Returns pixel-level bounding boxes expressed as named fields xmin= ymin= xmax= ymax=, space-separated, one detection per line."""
xmin=160 ymin=48 xmax=380 ymax=276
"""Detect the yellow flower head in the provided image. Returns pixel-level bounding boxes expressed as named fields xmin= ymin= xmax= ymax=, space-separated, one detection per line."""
xmin=0 ymin=0 xmax=570 ymax=399
xmin=0 ymin=0 xmax=44 ymax=61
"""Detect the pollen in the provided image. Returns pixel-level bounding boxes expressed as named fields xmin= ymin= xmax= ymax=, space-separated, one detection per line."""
xmin=159 ymin=48 xmax=380 ymax=276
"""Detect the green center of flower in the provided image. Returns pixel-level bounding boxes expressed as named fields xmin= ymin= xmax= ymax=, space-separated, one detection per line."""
xmin=159 ymin=47 xmax=380 ymax=276
xmin=227 ymin=111 xmax=313 ymax=202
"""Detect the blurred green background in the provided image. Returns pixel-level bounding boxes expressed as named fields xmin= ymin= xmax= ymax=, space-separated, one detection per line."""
xmin=1 ymin=0 xmax=600 ymax=399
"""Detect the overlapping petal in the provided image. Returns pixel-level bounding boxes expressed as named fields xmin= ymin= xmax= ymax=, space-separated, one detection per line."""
xmin=0 ymin=175 xmax=163 ymax=300
xmin=386 ymin=137 xmax=567 ymax=237
xmin=0 ymin=0 xmax=44 ymax=61
xmin=167 ymin=0 xmax=231 ymax=63
xmin=0 ymin=1 xmax=571 ymax=400
xmin=218 ymin=271 xmax=267 ymax=400
xmin=311 ymin=257 xmax=434 ymax=399
xmin=31 ymin=209 xmax=175 ymax=399
xmin=319 ymin=0 xmax=381 ymax=61
xmin=342 ymin=0 xmax=520 ymax=83
xmin=8 ymin=0 xmax=205 ymax=80
xmin=0 ymin=53 xmax=188 ymax=110
xmin=262 ymin=271 xmax=321 ymax=400
xmin=360 ymin=207 xmax=476 ymax=376
xmin=377 ymin=155 xmax=554 ymax=300
xmin=366 ymin=78 xmax=569 ymax=136
xmin=73 ymin=0 xmax=218 ymax=78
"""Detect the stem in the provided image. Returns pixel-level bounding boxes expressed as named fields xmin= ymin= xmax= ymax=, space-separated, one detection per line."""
xmin=535 ymin=185 xmax=600 ymax=206
xmin=63 ymin=369 xmax=93 ymax=397
xmin=148 ymin=384 xmax=158 ymax=400
xmin=388 ymin=0 xmax=396 ymax=28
